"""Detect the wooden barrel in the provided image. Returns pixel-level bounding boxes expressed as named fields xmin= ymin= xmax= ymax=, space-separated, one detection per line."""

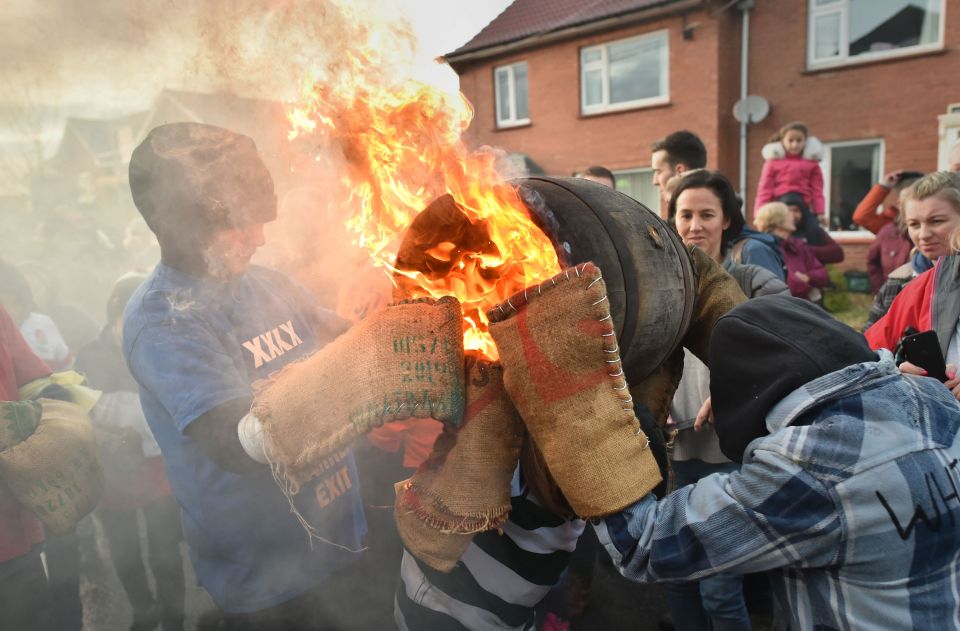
xmin=394 ymin=177 xmax=696 ymax=385
xmin=514 ymin=176 xmax=696 ymax=384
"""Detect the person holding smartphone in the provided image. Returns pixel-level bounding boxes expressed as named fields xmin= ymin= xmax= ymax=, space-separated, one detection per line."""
xmin=865 ymin=171 xmax=960 ymax=401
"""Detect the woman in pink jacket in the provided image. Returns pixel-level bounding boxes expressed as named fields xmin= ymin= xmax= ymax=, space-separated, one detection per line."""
xmin=755 ymin=122 xmax=825 ymax=220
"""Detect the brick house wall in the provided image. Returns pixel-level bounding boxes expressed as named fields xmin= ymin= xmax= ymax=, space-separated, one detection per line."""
xmin=451 ymin=0 xmax=960 ymax=271
xmin=454 ymin=6 xmax=728 ymax=181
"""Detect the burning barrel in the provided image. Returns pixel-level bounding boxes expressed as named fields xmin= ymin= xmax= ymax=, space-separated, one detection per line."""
xmin=394 ymin=176 xmax=696 ymax=385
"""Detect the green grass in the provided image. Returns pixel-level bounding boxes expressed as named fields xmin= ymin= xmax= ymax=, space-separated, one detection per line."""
xmin=823 ymin=266 xmax=873 ymax=330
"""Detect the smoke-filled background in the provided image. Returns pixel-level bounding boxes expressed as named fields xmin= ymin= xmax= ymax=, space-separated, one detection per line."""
xmin=0 ymin=0 xmax=510 ymax=337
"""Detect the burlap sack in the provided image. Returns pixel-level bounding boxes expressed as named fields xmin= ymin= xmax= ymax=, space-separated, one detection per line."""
xmin=487 ymin=263 xmax=661 ymax=518
xmin=0 ymin=400 xmax=41 ymax=452
xmin=0 ymin=399 xmax=104 ymax=535
xmin=254 ymin=296 xmax=466 ymax=491
xmin=395 ymin=355 xmax=525 ymax=572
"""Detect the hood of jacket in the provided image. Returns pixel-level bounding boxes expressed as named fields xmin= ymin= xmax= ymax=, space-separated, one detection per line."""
xmin=708 ymin=294 xmax=876 ymax=462
xmin=761 ymin=136 xmax=823 ymax=161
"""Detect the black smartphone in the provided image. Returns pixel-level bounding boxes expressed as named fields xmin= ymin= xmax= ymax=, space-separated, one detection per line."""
xmin=899 ymin=330 xmax=948 ymax=382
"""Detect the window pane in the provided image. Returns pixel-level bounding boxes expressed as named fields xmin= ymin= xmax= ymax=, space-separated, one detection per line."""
xmin=496 ymin=69 xmax=511 ymax=122
xmin=608 ymin=37 xmax=663 ymax=103
xmin=614 ymin=170 xmax=658 ymax=210
xmin=581 ymin=47 xmax=602 ymax=64
xmin=814 ymin=0 xmax=840 ymax=5
xmin=583 ymin=69 xmax=603 ymax=106
xmin=849 ymin=0 xmax=940 ymax=56
xmin=827 ymin=143 xmax=880 ymax=231
xmin=513 ymin=63 xmax=528 ymax=120
xmin=813 ymin=12 xmax=841 ymax=59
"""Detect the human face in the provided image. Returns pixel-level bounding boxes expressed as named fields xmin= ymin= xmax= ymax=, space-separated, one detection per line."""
xmin=674 ymin=187 xmax=731 ymax=262
xmin=787 ymin=204 xmax=803 ymax=227
xmin=771 ymin=213 xmax=796 ymax=240
xmin=782 ymin=130 xmax=806 ymax=156
xmin=204 ymin=222 xmax=267 ymax=279
xmin=651 ymin=150 xmax=678 ymax=196
xmin=904 ymin=195 xmax=960 ymax=261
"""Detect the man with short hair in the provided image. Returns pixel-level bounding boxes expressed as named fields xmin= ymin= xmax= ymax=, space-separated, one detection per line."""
xmin=122 ymin=122 xmax=367 ymax=629
xmin=579 ymin=165 xmax=616 ymax=188
xmin=651 ymin=130 xmax=707 ymax=213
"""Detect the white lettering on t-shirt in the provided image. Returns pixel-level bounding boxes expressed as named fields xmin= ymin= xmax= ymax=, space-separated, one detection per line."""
xmin=242 ymin=320 xmax=304 ymax=368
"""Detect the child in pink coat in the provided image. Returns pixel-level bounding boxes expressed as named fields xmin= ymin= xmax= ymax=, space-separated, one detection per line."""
xmin=755 ymin=122 xmax=825 ymax=219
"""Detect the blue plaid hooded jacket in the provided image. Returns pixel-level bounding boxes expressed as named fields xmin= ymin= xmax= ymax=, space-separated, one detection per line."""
xmin=596 ymin=350 xmax=960 ymax=630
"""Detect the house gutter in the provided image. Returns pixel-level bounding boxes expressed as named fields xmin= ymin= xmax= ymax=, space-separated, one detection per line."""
xmin=738 ymin=0 xmax=753 ymax=203
xmin=443 ymin=0 xmax=705 ymax=67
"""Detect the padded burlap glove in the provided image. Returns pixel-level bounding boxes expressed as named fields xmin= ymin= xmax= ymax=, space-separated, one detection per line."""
xmin=395 ymin=354 xmax=525 ymax=572
xmin=253 ymin=296 xmax=466 ymax=491
xmin=0 ymin=399 xmax=103 ymax=535
xmin=487 ymin=262 xmax=661 ymax=518
xmin=0 ymin=400 xmax=41 ymax=452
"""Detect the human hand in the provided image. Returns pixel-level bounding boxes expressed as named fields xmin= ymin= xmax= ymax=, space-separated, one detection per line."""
xmin=795 ymin=271 xmax=810 ymax=283
xmin=881 ymin=170 xmax=904 ymax=188
xmin=694 ymin=396 xmax=713 ymax=431
xmin=898 ymin=360 xmax=929 ymax=376
xmin=945 ymin=364 xmax=960 ymax=400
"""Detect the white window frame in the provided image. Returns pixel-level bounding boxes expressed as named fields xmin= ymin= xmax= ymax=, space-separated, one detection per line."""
xmin=807 ymin=0 xmax=945 ymax=70
xmin=821 ymin=138 xmax=884 ymax=240
xmin=580 ymin=30 xmax=669 ymax=116
xmin=494 ymin=62 xmax=530 ymax=128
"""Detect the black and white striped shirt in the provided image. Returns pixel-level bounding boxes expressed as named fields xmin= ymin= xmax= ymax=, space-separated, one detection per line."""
xmin=395 ymin=470 xmax=585 ymax=631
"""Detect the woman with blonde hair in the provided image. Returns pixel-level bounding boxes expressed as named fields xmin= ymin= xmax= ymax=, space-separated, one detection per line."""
xmin=865 ymin=171 xmax=960 ymax=401
xmin=754 ymin=201 xmax=828 ymax=302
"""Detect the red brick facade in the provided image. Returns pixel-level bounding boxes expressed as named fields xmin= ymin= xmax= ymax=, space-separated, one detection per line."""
xmin=451 ymin=1 xmax=960 ymax=270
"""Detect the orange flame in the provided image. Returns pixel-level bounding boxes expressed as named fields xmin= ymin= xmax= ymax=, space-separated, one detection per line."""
xmin=287 ymin=67 xmax=559 ymax=359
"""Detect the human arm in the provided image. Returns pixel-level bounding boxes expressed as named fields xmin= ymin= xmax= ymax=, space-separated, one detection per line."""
xmin=866 ymin=238 xmax=884 ymax=292
xmin=806 ymin=229 xmax=844 ymax=265
xmin=803 ymin=248 xmax=829 ymax=289
xmin=852 ymin=184 xmax=896 ymax=234
xmin=126 ymin=321 xmax=261 ymax=473
xmin=740 ymin=239 xmax=786 ymax=282
xmin=809 ymin=161 xmax=825 ymax=216
xmin=864 ymin=269 xmax=934 ymax=351
xmin=593 ymin=448 xmax=841 ymax=583
xmin=754 ymin=160 xmax=777 ymax=209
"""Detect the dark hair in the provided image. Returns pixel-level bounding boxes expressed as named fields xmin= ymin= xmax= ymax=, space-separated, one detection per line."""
xmin=582 ymin=165 xmax=615 ymax=183
xmin=896 ymin=171 xmax=924 ymax=191
xmin=651 ymin=130 xmax=707 ymax=170
xmin=668 ymin=170 xmax=744 ymax=255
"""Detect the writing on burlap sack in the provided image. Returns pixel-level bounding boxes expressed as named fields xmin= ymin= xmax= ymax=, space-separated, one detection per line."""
xmin=347 ymin=333 xmax=462 ymax=434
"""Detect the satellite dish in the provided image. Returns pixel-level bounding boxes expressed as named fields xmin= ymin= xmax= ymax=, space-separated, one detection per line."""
xmin=733 ymin=95 xmax=770 ymax=124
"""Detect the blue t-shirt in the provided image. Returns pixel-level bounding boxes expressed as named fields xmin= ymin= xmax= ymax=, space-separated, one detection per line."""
xmin=123 ymin=263 xmax=366 ymax=613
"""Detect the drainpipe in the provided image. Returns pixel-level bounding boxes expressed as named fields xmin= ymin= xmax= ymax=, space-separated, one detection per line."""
xmin=738 ymin=0 xmax=754 ymax=205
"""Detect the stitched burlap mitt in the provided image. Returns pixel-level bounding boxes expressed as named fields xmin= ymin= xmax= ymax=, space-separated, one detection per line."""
xmin=0 ymin=399 xmax=104 ymax=535
xmin=395 ymin=354 xmax=525 ymax=572
xmin=253 ymin=296 xmax=466 ymax=491
xmin=487 ymin=263 xmax=661 ymax=519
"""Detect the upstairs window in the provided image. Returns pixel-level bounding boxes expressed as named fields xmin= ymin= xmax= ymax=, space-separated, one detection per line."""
xmin=580 ymin=31 xmax=669 ymax=115
xmin=494 ymin=62 xmax=529 ymax=128
xmin=808 ymin=0 xmax=944 ymax=68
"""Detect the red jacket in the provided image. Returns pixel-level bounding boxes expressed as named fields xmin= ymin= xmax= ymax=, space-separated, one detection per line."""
xmin=866 ymin=222 xmax=913 ymax=292
xmin=782 ymin=236 xmax=829 ymax=300
xmin=853 ymin=184 xmax=897 ymax=234
xmin=0 ymin=306 xmax=50 ymax=564
xmin=864 ymin=266 xmax=935 ymax=352
xmin=756 ymin=153 xmax=825 ymax=215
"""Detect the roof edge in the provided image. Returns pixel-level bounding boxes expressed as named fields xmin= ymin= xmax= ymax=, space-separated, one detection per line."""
xmin=443 ymin=0 xmax=706 ymax=68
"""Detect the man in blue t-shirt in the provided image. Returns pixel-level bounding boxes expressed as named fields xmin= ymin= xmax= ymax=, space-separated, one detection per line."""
xmin=122 ymin=122 xmax=367 ymax=627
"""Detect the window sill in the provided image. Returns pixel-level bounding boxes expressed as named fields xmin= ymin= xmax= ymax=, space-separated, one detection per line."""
xmin=493 ymin=121 xmax=532 ymax=132
xmin=579 ymin=99 xmax=671 ymax=119
xmin=828 ymin=231 xmax=874 ymax=245
xmin=805 ymin=45 xmax=946 ymax=74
